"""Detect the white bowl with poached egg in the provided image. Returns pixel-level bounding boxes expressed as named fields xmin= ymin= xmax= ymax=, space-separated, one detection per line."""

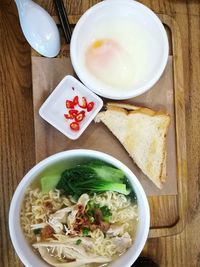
xmin=70 ymin=0 xmax=169 ymax=99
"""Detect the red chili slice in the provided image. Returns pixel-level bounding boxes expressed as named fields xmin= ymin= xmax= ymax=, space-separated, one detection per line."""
xmin=73 ymin=96 xmax=79 ymax=106
xmin=70 ymin=121 xmax=80 ymax=131
xmin=66 ymin=100 xmax=74 ymax=109
xmin=64 ymin=113 xmax=73 ymax=120
xmin=69 ymin=109 xmax=79 ymax=118
xmin=78 ymin=97 xmax=87 ymax=108
xmin=87 ymin=101 xmax=94 ymax=112
xmin=75 ymin=111 xmax=85 ymax=122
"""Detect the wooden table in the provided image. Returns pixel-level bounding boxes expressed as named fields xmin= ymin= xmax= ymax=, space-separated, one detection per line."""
xmin=0 ymin=0 xmax=199 ymax=266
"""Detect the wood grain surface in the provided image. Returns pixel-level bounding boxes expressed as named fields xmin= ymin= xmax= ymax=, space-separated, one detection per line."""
xmin=0 ymin=0 xmax=200 ymax=267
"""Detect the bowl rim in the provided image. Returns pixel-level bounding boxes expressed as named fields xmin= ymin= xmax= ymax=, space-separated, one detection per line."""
xmin=70 ymin=0 xmax=169 ymax=100
xmin=9 ymin=149 xmax=150 ymax=267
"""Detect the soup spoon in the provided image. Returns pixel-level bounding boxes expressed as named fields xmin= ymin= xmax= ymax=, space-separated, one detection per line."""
xmin=15 ymin=0 xmax=61 ymax=57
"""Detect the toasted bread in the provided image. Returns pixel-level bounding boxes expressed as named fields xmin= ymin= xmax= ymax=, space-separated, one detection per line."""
xmin=95 ymin=102 xmax=170 ymax=188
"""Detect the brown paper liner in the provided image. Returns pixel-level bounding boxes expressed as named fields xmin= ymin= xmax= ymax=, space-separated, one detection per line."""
xmin=32 ymin=56 xmax=177 ymax=196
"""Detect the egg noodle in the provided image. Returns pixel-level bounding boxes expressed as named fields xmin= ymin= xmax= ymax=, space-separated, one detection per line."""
xmin=21 ymin=189 xmax=138 ymax=266
xmin=21 ymin=189 xmax=71 ymax=240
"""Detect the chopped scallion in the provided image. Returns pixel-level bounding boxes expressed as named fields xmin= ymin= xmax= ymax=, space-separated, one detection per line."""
xmin=82 ymin=227 xmax=89 ymax=236
xmin=76 ymin=239 xmax=82 ymax=245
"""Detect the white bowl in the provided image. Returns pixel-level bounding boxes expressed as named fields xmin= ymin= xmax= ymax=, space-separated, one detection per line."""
xmin=39 ymin=75 xmax=103 ymax=140
xmin=70 ymin=0 xmax=169 ymax=99
xmin=9 ymin=149 xmax=150 ymax=267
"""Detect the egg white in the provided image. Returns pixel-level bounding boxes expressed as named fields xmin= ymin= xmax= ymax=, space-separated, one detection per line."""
xmin=83 ymin=17 xmax=156 ymax=91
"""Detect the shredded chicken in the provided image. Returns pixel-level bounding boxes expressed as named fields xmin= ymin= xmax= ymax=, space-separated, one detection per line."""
xmin=106 ymin=223 xmax=129 ymax=237
xmin=77 ymin=194 xmax=90 ymax=209
xmin=53 ymin=235 xmax=94 ymax=248
xmin=31 ymin=222 xmax=47 ymax=230
xmin=67 ymin=210 xmax=78 ymax=229
xmin=38 ymin=247 xmax=64 ymax=265
xmin=28 ymin=192 xmax=136 ymax=267
xmin=111 ymin=232 xmax=132 ymax=253
xmin=48 ymin=218 xmax=64 ymax=234
xmin=34 ymin=242 xmax=112 ymax=266
xmin=53 ymin=256 xmax=111 ymax=267
xmin=47 ymin=206 xmax=76 ymax=233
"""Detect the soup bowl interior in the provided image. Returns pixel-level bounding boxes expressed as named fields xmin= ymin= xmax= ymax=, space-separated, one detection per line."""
xmin=70 ymin=0 xmax=169 ymax=99
xmin=9 ymin=149 xmax=150 ymax=267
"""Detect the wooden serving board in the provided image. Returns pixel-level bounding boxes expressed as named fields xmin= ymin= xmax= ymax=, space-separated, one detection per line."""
xmin=31 ymin=14 xmax=187 ymax=238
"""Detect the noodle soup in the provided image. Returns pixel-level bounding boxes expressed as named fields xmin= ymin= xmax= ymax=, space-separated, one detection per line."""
xmin=20 ymin=159 xmax=139 ymax=267
xmin=9 ymin=150 xmax=150 ymax=267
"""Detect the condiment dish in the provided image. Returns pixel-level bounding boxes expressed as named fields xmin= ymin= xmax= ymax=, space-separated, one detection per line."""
xmin=39 ymin=75 xmax=103 ymax=140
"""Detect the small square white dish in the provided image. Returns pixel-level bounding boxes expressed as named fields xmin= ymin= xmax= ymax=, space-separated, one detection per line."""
xmin=39 ymin=75 xmax=103 ymax=140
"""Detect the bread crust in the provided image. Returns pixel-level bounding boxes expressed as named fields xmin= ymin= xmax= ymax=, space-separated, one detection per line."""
xmin=107 ymin=102 xmax=170 ymax=117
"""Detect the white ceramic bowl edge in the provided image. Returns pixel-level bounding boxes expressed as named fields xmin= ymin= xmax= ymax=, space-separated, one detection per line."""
xmin=70 ymin=0 xmax=169 ymax=99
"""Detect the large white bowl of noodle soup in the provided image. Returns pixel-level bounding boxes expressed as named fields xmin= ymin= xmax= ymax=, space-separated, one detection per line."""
xmin=9 ymin=149 xmax=150 ymax=267
xmin=70 ymin=0 xmax=169 ymax=99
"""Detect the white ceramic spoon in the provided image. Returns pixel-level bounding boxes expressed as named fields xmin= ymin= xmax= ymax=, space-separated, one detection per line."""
xmin=15 ymin=0 xmax=61 ymax=57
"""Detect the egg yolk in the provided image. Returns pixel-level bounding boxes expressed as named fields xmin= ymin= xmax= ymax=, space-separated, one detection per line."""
xmin=86 ymin=39 xmax=121 ymax=66
xmin=92 ymin=40 xmax=105 ymax=48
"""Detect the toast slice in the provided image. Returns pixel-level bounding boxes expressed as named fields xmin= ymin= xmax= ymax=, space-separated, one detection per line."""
xmin=95 ymin=103 xmax=170 ymax=188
